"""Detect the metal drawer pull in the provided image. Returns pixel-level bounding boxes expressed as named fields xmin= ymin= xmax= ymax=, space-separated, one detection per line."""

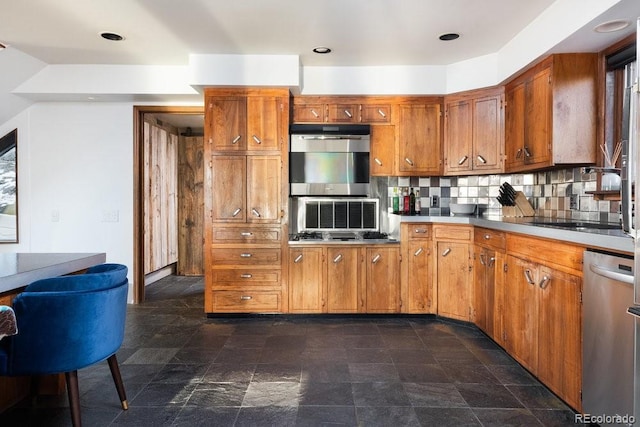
xmin=404 ymin=158 xmax=414 ymax=166
xmin=374 ymin=158 xmax=383 ymax=166
xmin=441 ymin=248 xmax=451 ymax=257
xmin=252 ymin=135 xmax=262 ymax=144
xmin=524 ymin=146 xmax=532 ymax=158
xmin=294 ymin=254 xmax=303 ymax=263
xmin=240 ymin=296 xmax=252 ymax=301
xmin=414 ymin=247 xmax=423 ymax=256
xmin=232 ymin=208 xmax=242 ymax=217
xmin=311 ymin=109 xmax=319 ymax=118
xmin=539 ymin=276 xmax=550 ymax=289
xmin=333 ymin=254 xmax=343 ymax=263
xmin=372 ymin=254 xmax=381 ymax=264
xmin=524 ymin=269 xmax=535 ymax=285
xmin=414 ymin=228 xmax=427 ymax=234
xmin=477 ymin=155 xmax=487 ymax=164
xmin=232 ymin=135 xmax=241 ymax=144
xmin=344 ymin=110 xmax=352 ymax=118
xmin=240 ymin=274 xmax=252 ymax=278
xmin=479 ymin=253 xmax=486 ymax=265
xmin=240 ymin=253 xmax=252 ymax=258
xmin=484 ymin=234 xmax=491 ymax=240
xmin=488 ymin=257 xmax=495 ymax=267
xmin=251 ymin=208 xmax=261 ymax=217
xmin=516 ymin=148 xmax=523 ymax=159
xmin=378 ymin=109 xmax=386 ymax=117
xmin=458 ymin=155 xmax=468 ymax=165
xmin=240 ymin=232 xmax=253 ymax=237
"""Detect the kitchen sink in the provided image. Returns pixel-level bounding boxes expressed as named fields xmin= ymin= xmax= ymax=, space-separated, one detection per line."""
xmin=526 ymin=220 xmax=621 ymax=231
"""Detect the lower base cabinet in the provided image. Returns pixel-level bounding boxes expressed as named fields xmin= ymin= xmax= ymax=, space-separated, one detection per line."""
xmin=365 ymin=247 xmax=401 ymax=313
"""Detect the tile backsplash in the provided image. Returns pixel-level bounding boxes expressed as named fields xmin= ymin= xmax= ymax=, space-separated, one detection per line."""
xmin=382 ymin=167 xmax=621 ymax=224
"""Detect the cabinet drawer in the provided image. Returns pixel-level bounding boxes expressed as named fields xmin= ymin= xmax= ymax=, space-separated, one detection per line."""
xmin=211 ymin=248 xmax=281 ymax=265
xmin=327 ymin=104 xmax=359 ymax=122
xmin=474 ymin=228 xmax=506 ymax=251
xmin=406 ymin=224 xmax=431 ymax=240
xmin=213 ymin=227 xmax=281 ymax=243
xmin=211 ymin=290 xmax=281 ymax=312
xmin=211 ymin=269 xmax=281 ymax=286
xmin=433 ymin=225 xmax=472 ymax=241
xmin=361 ymin=104 xmax=391 ymax=123
xmin=293 ymin=104 xmax=325 ymax=122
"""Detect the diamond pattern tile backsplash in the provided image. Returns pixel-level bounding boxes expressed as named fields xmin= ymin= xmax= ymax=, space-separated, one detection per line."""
xmin=382 ymin=167 xmax=621 ymax=224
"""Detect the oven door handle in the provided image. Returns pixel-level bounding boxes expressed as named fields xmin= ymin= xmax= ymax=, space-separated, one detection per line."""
xmin=589 ymin=264 xmax=634 ymax=285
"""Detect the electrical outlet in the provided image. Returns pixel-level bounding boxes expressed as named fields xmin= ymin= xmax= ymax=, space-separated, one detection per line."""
xmin=431 ymin=195 xmax=439 ymax=208
xmin=569 ymin=194 xmax=578 ymax=210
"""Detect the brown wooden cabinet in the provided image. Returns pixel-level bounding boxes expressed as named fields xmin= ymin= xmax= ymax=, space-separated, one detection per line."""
xmin=444 ymin=87 xmax=504 ymax=175
xmin=326 ymin=246 xmax=362 ymax=313
xmin=397 ymin=103 xmax=442 ymax=175
xmin=292 ymin=99 xmax=392 ymax=124
xmin=400 ymin=224 xmax=433 ymax=313
xmin=370 ymin=125 xmax=396 ymax=176
xmin=365 ymin=246 xmax=402 ymax=313
xmin=504 ymin=54 xmax=597 ymax=172
xmin=288 ymin=247 xmax=325 ymax=313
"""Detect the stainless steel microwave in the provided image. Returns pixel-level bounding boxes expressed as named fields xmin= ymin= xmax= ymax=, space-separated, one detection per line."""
xmin=289 ymin=124 xmax=371 ymax=196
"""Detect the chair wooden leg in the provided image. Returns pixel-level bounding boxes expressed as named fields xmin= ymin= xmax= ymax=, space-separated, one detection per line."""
xmin=64 ymin=371 xmax=82 ymax=427
xmin=107 ymin=354 xmax=128 ymax=410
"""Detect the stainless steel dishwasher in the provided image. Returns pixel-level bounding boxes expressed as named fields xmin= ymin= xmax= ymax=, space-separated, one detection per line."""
xmin=583 ymin=249 xmax=635 ymax=425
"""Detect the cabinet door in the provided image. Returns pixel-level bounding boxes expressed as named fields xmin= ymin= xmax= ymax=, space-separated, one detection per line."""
xmin=444 ymin=99 xmax=473 ymax=174
xmin=537 ymin=266 xmax=582 ymax=410
xmin=436 ymin=241 xmax=472 ymax=321
xmin=246 ymin=156 xmax=281 ymax=223
xmin=292 ymin=104 xmax=325 ymax=122
xmin=328 ymin=104 xmax=359 ymax=123
xmin=361 ymin=104 xmax=391 ymax=123
xmin=473 ymin=246 xmax=488 ymax=330
xmin=504 ymin=82 xmax=525 ymax=172
xmin=208 ymin=97 xmax=247 ymax=151
xmin=289 ymin=247 xmax=325 ymax=313
xmin=398 ymin=104 xmax=442 ymax=175
xmin=246 ymin=97 xmax=281 ymax=151
xmin=406 ymin=241 xmax=432 ymax=313
xmin=503 ymin=255 xmax=539 ymax=372
xmin=211 ymin=156 xmax=246 ymax=222
xmin=326 ymin=247 xmax=361 ymax=313
xmin=525 ymin=67 xmax=552 ymax=167
xmin=473 ymin=95 xmax=503 ymax=172
xmin=366 ymin=247 xmax=401 ymax=313
xmin=370 ymin=125 xmax=396 ymax=176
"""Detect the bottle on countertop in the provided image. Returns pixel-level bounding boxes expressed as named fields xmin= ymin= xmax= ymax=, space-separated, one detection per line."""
xmin=415 ymin=189 xmax=421 ymax=215
xmin=403 ymin=188 xmax=410 ymax=214
xmin=392 ymin=187 xmax=400 ymax=214
xmin=409 ymin=188 xmax=416 ymax=215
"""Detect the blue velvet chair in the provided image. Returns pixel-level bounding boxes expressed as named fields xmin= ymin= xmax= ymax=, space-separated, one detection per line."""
xmin=0 ymin=263 xmax=129 ymax=427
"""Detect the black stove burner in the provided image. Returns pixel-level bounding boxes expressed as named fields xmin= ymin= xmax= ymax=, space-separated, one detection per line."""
xmin=293 ymin=232 xmax=322 ymax=241
xmin=362 ymin=231 xmax=388 ymax=239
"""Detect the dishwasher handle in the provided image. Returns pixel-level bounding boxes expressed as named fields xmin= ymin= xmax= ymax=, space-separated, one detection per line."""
xmin=589 ymin=263 xmax=634 ymax=285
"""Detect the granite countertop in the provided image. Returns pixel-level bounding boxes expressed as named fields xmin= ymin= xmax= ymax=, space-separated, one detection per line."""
xmin=0 ymin=253 xmax=107 ymax=294
xmin=396 ymin=214 xmax=634 ymax=254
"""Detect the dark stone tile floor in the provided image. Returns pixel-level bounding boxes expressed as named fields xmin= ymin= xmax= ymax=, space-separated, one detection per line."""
xmin=0 ymin=275 xmax=583 ymax=426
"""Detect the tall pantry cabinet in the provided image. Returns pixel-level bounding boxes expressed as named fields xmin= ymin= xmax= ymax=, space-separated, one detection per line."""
xmin=204 ymin=87 xmax=290 ymax=313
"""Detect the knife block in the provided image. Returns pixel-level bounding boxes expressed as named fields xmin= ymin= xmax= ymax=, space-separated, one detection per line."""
xmin=501 ymin=192 xmax=535 ymax=217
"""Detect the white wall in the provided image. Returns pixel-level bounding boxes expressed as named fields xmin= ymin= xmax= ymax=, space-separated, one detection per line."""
xmin=0 ymin=103 xmax=136 ymax=301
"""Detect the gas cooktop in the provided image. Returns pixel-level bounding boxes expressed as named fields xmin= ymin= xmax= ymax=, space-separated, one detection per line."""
xmin=290 ymin=231 xmax=394 ymax=242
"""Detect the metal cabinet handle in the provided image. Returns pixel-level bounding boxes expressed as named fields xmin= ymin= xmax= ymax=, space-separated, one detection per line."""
xmin=539 ymin=276 xmax=550 ymax=289
xmin=240 ymin=274 xmax=252 ymax=278
xmin=232 ymin=208 xmax=242 ymax=217
xmin=232 ymin=135 xmax=241 ymax=144
xmin=479 ymin=253 xmax=486 ymax=265
xmin=344 ymin=110 xmax=352 ymax=118
xmin=251 ymin=208 xmax=261 ymax=217
xmin=294 ymin=254 xmax=303 ymax=263
xmin=484 ymin=234 xmax=491 ymax=240
xmin=240 ymin=253 xmax=252 ymax=258
xmin=488 ymin=257 xmax=495 ymax=267
xmin=404 ymin=158 xmax=414 ymax=166
xmin=374 ymin=158 xmax=383 ymax=166
xmin=414 ymin=247 xmax=424 ymax=256
xmin=378 ymin=109 xmax=386 ymax=118
xmin=372 ymin=254 xmax=381 ymax=264
xmin=414 ymin=228 xmax=427 ymax=234
xmin=477 ymin=155 xmax=487 ymax=164
xmin=524 ymin=269 xmax=535 ymax=285
xmin=240 ymin=296 xmax=252 ymax=300
xmin=311 ymin=109 xmax=319 ymax=118
xmin=458 ymin=155 xmax=468 ymax=165
xmin=240 ymin=232 xmax=253 ymax=236
xmin=333 ymin=254 xmax=343 ymax=263
xmin=252 ymin=135 xmax=261 ymax=144
xmin=524 ymin=146 xmax=532 ymax=158
xmin=516 ymin=148 xmax=523 ymax=159
xmin=442 ymin=248 xmax=451 ymax=257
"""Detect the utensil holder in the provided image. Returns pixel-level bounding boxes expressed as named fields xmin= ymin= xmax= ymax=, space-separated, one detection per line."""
xmin=501 ymin=192 xmax=535 ymax=217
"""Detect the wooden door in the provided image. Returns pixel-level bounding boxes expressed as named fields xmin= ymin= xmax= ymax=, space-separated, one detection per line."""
xmin=436 ymin=241 xmax=471 ymax=321
xmin=361 ymin=104 xmax=391 ymax=123
xmin=525 ymin=67 xmax=552 ymax=167
xmin=482 ymin=248 xmax=498 ymax=338
xmin=504 ymin=82 xmax=526 ymax=171
xmin=406 ymin=241 xmax=432 ymax=313
xmin=208 ymin=97 xmax=247 ymax=151
xmin=398 ymin=104 xmax=442 ymax=175
xmin=473 ymin=94 xmax=503 ymax=173
xmin=288 ymin=247 xmax=324 ymax=313
xmin=370 ymin=125 xmax=396 ymax=176
xmin=472 ymin=245 xmax=487 ymax=330
xmin=503 ymin=255 xmax=539 ymax=372
xmin=537 ymin=265 xmax=582 ymax=410
xmin=326 ymin=247 xmax=361 ymax=313
xmin=366 ymin=247 xmax=401 ymax=313
xmin=211 ymin=156 xmax=246 ymax=222
xmin=247 ymin=96 xmax=281 ymax=151
xmin=246 ymin=156 xmax=281 ymax=223
xmin=444 ymin=99 xmax=472 ymax=174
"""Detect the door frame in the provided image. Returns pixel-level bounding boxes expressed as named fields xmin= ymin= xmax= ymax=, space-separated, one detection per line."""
xmin=132 ymin=105 xmax=204 ymax=303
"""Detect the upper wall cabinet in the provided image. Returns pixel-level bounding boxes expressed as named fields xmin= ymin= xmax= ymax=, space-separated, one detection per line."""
xmin=504 ymin=53 xmax=598 ymax=172
xmin=397 ymin=102 xmax=443 ymax=176
xmin=444 ymin=87 xmax=504 ymax=175
xmin=292 ymin=97 xmax=392 ymax=124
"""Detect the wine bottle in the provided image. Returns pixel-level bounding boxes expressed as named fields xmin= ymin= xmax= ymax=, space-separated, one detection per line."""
xmin=392 ymin=187 xmax=399 ymax=214
xmin=415 ymin=189 xmax=421 ymax=215
xmin=409 ymin=188 xmax=416 ymax=215
xmin=403 ymin=188 xmax=410 ymax=214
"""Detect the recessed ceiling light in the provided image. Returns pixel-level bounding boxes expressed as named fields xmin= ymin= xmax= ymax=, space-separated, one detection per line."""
xmin=594 ymin=19 xmax=630 ymax=33
xmin=101 ymin=32 xmax=124 ymax=41
xmin=439 ymin=33 xmax=460 ymax=41
xmin=312 ymin=47 xmax=332 ymax=54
